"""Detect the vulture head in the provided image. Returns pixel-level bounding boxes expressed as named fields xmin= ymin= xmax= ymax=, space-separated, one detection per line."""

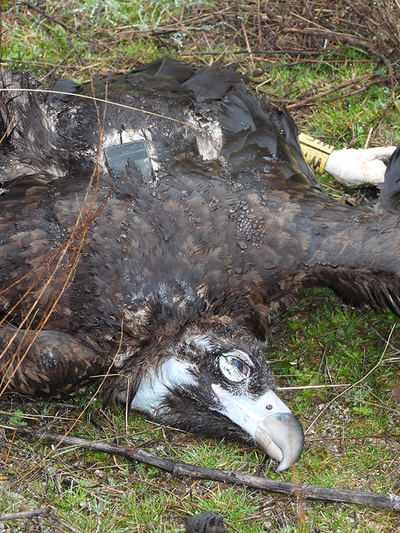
xmin=113 ymin=318 xmax=304 ymax=471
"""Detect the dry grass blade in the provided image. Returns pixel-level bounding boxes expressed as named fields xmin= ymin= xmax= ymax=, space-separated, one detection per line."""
xmin=305 ymin=324 xmax=396 ymax=434
xmin=0 ymin=88 xmax=205 ymax=131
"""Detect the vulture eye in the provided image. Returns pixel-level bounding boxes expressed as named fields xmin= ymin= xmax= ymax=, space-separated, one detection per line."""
xmin=219 ymin=353 xmax=251 ymax=382
xmin=232 ymin=358 xmax=245 ymax=372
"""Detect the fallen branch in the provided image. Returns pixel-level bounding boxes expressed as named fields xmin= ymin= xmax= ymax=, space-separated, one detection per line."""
xmin=0 ymin=505 xmax=82 ymax=532
xmin=3 ymin=425 xmax=400 ymax=512
xmin=0 ymin=508 xmax=49 ymax=521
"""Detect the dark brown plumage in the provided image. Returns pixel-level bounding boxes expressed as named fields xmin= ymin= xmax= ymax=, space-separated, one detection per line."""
xmin=0 ymin=58 xmax=399 ymax=470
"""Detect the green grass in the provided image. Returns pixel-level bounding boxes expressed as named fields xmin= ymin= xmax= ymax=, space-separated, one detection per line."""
xmin=1 ymin=1 xmax=400 ymax=532
xmin=253 ymin=48 xmax=399 ymax=148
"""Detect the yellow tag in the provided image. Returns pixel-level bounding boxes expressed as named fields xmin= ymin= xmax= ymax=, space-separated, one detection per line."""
xmin=298 ymin=133 xmax=335 ymax=174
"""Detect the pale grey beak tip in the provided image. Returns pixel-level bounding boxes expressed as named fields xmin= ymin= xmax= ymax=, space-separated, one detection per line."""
xmin=255 ymin=412 xmax=304 ymax=472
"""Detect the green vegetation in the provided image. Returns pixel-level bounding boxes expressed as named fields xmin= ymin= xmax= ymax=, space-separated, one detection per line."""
xmin=1 ymin=1 xmax=399 ymax=532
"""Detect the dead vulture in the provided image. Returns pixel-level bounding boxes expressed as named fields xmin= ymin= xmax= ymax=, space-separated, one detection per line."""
xmin=0 ymin=58 xmax=399 ymax=472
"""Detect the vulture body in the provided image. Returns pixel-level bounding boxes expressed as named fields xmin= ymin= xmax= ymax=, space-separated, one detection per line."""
xmin=0 ymin=58 xmax=399 ymax=471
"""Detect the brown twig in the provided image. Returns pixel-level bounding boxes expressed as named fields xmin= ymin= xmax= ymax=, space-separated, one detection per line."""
xmin=48 ymin=512 xmax=82 ymax=533
xmin=0 ymin=58 xmax=74 ymax=68
xmin=286 ymin=73 xmax=390 ymax=109
xmin=112 ymin=6 xmax=233 ymax=36
xmin=242 ymin=20 xmax=255 ymax=69
xmin=3 ymin=425 xmax=400 ymax=511
xmin=0 ymin=506 xmax=82 ymax=532
xmin=268 ymin=73 xmax=391 ymax=109
xmin=181 ymin=49 xmax=330 ymax=57
xmin=289 ymin=79 xmax=393 ymax=109
xmin=307 ymin=432 xmax=400 ymax=442
xmin=318 ymin=76 xmax=393 ymax=105
xmin=365 ymin=81 xmax=399 ymax=140
xmin=283 ymin=26 xmax=394 ymax=78
xmin=41 ymin=49 xmax=75 ymax=82
xmin=21 ymin=2 xmax=94 ymax=45
xmin=0 ymin=508 xmax=50 ymax=521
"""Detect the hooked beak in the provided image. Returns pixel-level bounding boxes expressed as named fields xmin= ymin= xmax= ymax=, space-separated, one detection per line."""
xmin=211 ymin=384 xmax=304 ymax=471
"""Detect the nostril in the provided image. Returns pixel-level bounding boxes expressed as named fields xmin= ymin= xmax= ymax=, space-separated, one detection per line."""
xmin=266 ymin=404 xmax=273 ymax=410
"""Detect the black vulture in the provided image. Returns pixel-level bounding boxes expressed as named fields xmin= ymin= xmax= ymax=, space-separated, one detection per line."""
xmin=0 ymin=58 xmax=399 ymax=471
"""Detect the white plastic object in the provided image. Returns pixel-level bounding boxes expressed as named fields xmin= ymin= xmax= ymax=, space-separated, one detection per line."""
xmin=325 ymin=146 xmax=397 ymax=186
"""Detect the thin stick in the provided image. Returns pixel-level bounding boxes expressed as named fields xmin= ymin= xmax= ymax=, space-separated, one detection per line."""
xmin=0 ymin=88 xmax=204 ymax=132
xmin=308 ymin=432 xmax=400 ymax=442
xmin=22 ymin=2 xmax=96 ymax=46
xmin=0 ymin=508 xmax=49 ymax=521
xmin=0 ymin=507 xmax=82 ymax=532
xmin=48 ymin=513 xmax=82 ymax=533
xmin=242 ymin=21 xmax=255 ymax=70
xmin=181 ymin=49 xmax=327 ymax=57
xmin=286 ymin=72 xmax=377 ymax=108
xmin=284 ymin=26 xmax=394 ymax=77
xmin=3 ymin=425 xmax=400 ymax=512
